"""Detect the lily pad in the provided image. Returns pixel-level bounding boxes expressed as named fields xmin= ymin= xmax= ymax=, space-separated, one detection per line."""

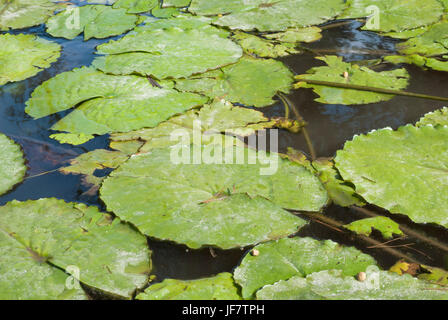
xmin=256 ymin=269 xmax=448 ymax=300
xmin=339 ymin=0 xmax=444 ymax=32
xmin=0 ymin=0 xmax=63 ymax=31
xmin=344 ymin=216 xmax=403 ymax=239
xmin=162 ymin=0 xmax=191 ymax=7
xmin=49 ymin=133 xmax=95 ymax=146
xmin=136 ymin=273 xmax=241 ymax=300
xmin=265 ymin=27 xmax=322 ymax=43
xmin=92 ymin=26 xmax=242 ymax=79
xmin=175 ymin=56 xmax=294 ymax=108
xmin=233 ymin=237 xmax=377 ymax=298
xmin=112 ymin=0 xmax=158 ymax=13
xmin=0 ymin=34 xmax=61 ymax=86
xmin=0 ymin=133 xmax=26 ymax=196
xmin=397 ymin=21 xmax=448 ymax=56
xmin=25 ymin=67 xmax=208 ymax=141
xmin=335 ymin=125 xmax=448 ymax=228
xmin=110 ymin=99 xmax=276 ymax=153
xmin=100 ymin=145 xmax=328 ymax=249
xmin=0 ymin=199 xmax=151 ymax=299
xmin=295 ymin=56 xmax=410 ymax=105
xmin=189 ymin=0 xmax=347 ymax=32
xmin=46 ymin=4 xmax=139 ymax=40
xmin=232 ymin=32 xmax=300 ymax=58
xmin=384 ymin=55 xmax=448 ymax=72
xmin=416 ymin=107 xmax=448 ymax=127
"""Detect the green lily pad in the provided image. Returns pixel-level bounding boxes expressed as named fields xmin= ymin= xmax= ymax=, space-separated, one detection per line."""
xmin=49 ymin=133 xmax=95 ymax=146
xmin=344 ymin=216 xmax=403 ymax=239
xmin=136 ymin=273 xmax=241 ymax=300
xmin=335 ymin=125 xmax=448 ymax=228
xmin=339 ymin=0 xmax=444 ymax=32
xmin=232 ymin=32 xmax=300 ymax=58
xmin=175 ymin=56 xmax=294 ymax=108
xmin=136 ymin=15 xmax=226 ymax=34
xmin=312 ymin=158 xmax=364 ymax=207
xmin=295 ymin=56 xmax=410 ymax=105
xmin=162 ymin=0 xmax=191 ymax=7
xmin=0 ymin=0 xmax=63 ymax=31
xmin=25 ymin=67 xmax=208 ymax=142
xmin=100 ymin=145 xmax=327 ymax=249
xmin=233 ymin=237 xmax=377 ymax=299
xmin=111 ymin=0 xmax=158 ymax=13
xmin=382 ymin=27 xmax=429 ymax=40
xmin=151 ymin=6 xmax=181 ymax=17
xmin=397 ymin=21 xmax=448 ymax=56
xmin=110 ymin=99 xmax=276 ymax=153
xmin=0 ymin=199 xmax=151 ymax=299
xmin=92 ymin=25 xmax=242 ymax=79
xmin=384 ymin=55 xmax=448 ymax=72
xmin=416 ymin=107 xmax=448 ymax=127
xmin=189 ymin=0 xmax=347 ymax=32
xmin=265 ymin=27 xmax=322 ymax=43
xmin=0 ymin=34 xmax=61 ymax=86
xmin=256 ymin=268 xmax=448 ymax=300
xmin=46 ymin=4 xmax=139 ymax=40
xmin=419 ymin=265 xmax=448 ymax=286
xmin=0 ymin=133 xmax=26 ymax=196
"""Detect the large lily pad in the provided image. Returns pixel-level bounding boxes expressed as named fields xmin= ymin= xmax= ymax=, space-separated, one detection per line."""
xmin=189 ymin=0 xmax=347 ymax=32
xmin=0 ymin=199 xmax=151 ymax=299
xmin=416 ymin=107 xmax=448 ymax=127
xmin=46 ymin=4 xmax=139 ymax=40
xmin=256 ymin=269 xmax=448 ymax=300
xmin=233 ymin=237 xmax=377 ymax=298
xmin=100 ymin=145 xmax=327 ymax=249
xmin=0 ymin=34 xmax=61 ymax=86
xmin=335 ymin=125 xmax=448 ymax=228
xmin=110 ymin=99 xmax=276 ymax=153
xmin=0 ymin=0 xmax=63 ymax=31
xmin=92 ymin=26 xmax=242 ymax=79
xmin=0 ymin=133 xmax=26 ymax=196
xmin=136 ymin=273 xmax=241 ymax=300
xmin=339 ymin=0 xmax=444 ymax=32
xmin=25 ymin=67 xmax=207 ymax=141
xmin=175 ymin=56 xmax=294 ymax=108
xmin=295 ymin=56 xmax=410 ymax=105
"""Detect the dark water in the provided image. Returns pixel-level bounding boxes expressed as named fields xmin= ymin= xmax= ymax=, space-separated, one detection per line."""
xmin=1 ymin=14 xmax=448 ymax=285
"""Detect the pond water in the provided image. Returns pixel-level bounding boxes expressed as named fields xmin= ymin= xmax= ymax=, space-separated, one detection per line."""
xmin=1 ymin=9 xmax=448 ymax=284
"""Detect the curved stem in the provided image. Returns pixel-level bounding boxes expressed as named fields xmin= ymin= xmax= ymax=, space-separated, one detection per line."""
xmin=277 ymin=92 xmax=316 ymax=160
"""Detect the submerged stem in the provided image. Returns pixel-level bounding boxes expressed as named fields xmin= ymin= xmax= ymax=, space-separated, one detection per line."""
xmin=277 ymin=92 xmax=316 ymax=160
xmin=297 ymin=79 xmax=448 ymax=102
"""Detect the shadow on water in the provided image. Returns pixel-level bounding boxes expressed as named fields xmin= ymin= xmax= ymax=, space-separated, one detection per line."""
xmin=1 ymin=17 xmax=448 ymax=282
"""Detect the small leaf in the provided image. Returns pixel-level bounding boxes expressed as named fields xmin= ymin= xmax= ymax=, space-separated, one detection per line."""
xmin=344 ymin=216 xmax=403 ymax=239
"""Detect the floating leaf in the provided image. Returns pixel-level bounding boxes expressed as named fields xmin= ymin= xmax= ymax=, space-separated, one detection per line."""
xmin=92 ymin=26 xmax=242 ymax=79
xmin=46 ymin=5 xmax=139 ymax=40
xmin=100 ymin=145 xmax=328 ymax=249
xmin=335 ymin=125 xmax=448 ymax=228
xmin=397 ymin=21 xmax=448 ymax=56
xmin=340 ymin=0 xmax=444 ymax=32
xmin=110 ymin=99 xmax=276 ymax=153
xmin=162 ymin=0 xmax=191 ymax=7
xmin=416 ymin=107 xmax=448 ymax=127
xmin=136 ymin=273 xmax=241 ymax=300
xmin=0 ymin=34 xmax=61 ymax=86
xmin=390 ymin=260 xmax=420 ymax=276
xmin=344 ymin=216 xmax=403 ymax=239
xmin=232 ymin=32 xmax=300 ymax=58
xmin=295 ymin=56 xmax=410 ymax=105
xmin=25 ymin=67 xmax=208 ymax=141
xmin=112 ymin=0 xmax=158 ymax=13
xmin=384 ymin=55 xmax=448 ymax=72
xmin=0 ymin=0 xmax=63 ymax=30
xmin=49 ymin=133 xmax=95 ymax=146
xmin=419 ymin=265 xmax=448 ymax=286
xmin=312 ymin=158 xmax=364 ymax=207
xmin=0 ymin=133 xmax=26 ymax=196
xmin=265 ymin=27 xmax=322 ymax=43
xmin=189 ymin=0 xmax=347 ymax=32
xmin=151 ymin=6 xmax=181 ymax=17
xmin=175 ymin=56 xmax=294 ymax=108
xmin=136 ymin=15 xmax=226 ymax=35
xmin=256 ymin=268 xmax=448 ymax=300
xmin=233 ymin=237 xmax=377 ymax=299
xmin=0 ymin=199 xmax=151 ymax=299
